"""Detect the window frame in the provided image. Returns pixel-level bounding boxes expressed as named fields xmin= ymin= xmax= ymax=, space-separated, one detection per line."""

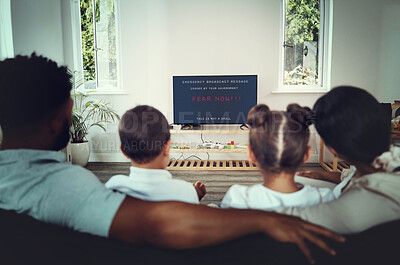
xmin=0 ymin=0 xmax=14 ymax=60
xmin=70 ymin=0 xmax=125 ymax=95
xmin=275 ymin=0 xmax=332 ymax=94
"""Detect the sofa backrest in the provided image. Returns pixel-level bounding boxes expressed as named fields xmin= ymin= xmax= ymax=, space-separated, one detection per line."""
xmin=1 ymin=208 xmax=399 ymax=265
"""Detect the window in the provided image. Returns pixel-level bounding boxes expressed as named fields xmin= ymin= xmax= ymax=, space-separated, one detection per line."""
xmin=0 ymin=0 xmax=14 ymax=60
xmin=280 ymin=0 xmax=331 ymax=90
xmin=74 ymin=0 xmax=121 ymax=91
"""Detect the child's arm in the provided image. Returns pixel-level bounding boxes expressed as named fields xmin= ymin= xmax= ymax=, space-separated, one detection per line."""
xmin=297 ymin=171 xmax=342 ymax=184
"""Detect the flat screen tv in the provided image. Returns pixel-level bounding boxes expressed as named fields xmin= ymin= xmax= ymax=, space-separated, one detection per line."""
xmin=173 ymin=75 xmax=257 ymax=125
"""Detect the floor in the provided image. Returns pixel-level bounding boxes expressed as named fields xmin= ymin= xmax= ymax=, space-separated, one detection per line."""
xmin=86 ymin=162 xmax=325 ymax=205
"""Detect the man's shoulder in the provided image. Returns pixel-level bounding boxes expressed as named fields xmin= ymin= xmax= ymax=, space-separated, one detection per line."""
xmin=47 ymin=163 xmax=104 ymax=189
xmin=0 ymin=149 xmax=97 ymax=180
xmin=54 ymin=162 xmax=95 ymax=176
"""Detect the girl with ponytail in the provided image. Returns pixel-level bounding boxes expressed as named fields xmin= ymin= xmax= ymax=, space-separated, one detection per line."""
xmin=279 ymin=86 xmax=400 ymax=234
xmin=221 ymin=104 xmax=336 ymax=211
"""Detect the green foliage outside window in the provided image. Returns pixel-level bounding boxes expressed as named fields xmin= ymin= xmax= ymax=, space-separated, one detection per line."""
xmin=284 ymin=0 xmax=321 ymax=85
xmin=80 ymin=0 xmax=117 ymax=85
xmin=80 ymin=0 xmax=98 ymax=82
xmin=106 ymin=0 xmax=117 ymax=82
xmin=285 ymin=0 xmax=320 ymax=45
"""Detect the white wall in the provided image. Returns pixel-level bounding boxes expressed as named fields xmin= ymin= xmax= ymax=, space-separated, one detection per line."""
xmin=6 ymin=0 xmax=400 ymax=162
xmin=331 ymin=0 xmax=382 ymax=95
xmin=115 ymin=0 xmax=399 ymax=114
xmin=98 ymin=0 xmax=399 ymax=162
xmin=378 ymin=0 xmax=400 ymax=102
xmin=11 ymin=0 xmax=65 ymax=64
xmin=330 ymin=0 xmax=400 ymax=102
xmin=117 ymin=0 xmax=280 ymax=117
xmin=99 ymin=0 xmax=321 ymax=162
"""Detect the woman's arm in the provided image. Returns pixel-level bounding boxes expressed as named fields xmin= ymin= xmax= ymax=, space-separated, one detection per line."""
xmin=109 ymin=197 xmax=345 ymax=263
xmin=297 ymin=171 xmax=342 ymax=184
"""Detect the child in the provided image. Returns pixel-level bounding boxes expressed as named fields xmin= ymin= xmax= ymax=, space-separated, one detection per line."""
xmin=221 ymin=104 xmax=336 ymax=211
xmin=105 ymin=105 xmax=206 ymax=204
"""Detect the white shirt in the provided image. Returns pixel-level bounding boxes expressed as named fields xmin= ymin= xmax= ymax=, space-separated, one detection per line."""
xmin=0 ymin=149 xmax=125 ymax=237
xmin=221 ymin=183 xmax=336 ymax=211
xmin=105 ymin=166 xmax=199 ymax=204
xmin=332 ymin=165 xmax=357 ymax=198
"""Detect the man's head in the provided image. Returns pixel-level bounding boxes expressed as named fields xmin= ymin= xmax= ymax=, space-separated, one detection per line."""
xmin=119 ymin=105 xmax=171 ymax=165
xmin=0 ymin=53 xmax=73 ymax=150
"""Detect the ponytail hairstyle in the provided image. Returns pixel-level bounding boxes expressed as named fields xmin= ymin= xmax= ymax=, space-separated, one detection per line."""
xmin=313 ymin=86 xmax=391 ymax=165
xmin=247 ymin=103 xmax=313 ymax=174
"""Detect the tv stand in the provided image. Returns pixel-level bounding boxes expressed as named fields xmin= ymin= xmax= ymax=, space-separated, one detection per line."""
xmin=167 ymin=127 xmax=257 ymax=171
xmin=240 ymin=123 xmax=249 ymax=130
xmin=180 ymin=124 xmax=202 ymax=130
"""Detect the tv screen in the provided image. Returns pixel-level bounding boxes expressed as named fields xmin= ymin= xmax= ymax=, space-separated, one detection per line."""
xmin=173 ymin=75 xmax=257 ymax=124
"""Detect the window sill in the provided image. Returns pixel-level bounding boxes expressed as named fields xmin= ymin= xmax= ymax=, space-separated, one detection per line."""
xmin=272 ymin=87 xmax=329 ymax=94
xmin=84 ymin=89 xmax=129 ymax=95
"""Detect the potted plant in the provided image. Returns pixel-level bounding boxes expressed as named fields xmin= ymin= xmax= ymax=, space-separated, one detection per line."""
xmin=69 ymin=73 xmax=120 ymax=166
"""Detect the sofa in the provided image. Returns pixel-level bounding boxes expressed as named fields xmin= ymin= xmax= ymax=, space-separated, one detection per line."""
xmin=0 ymin=208 xmax=399 ymax=265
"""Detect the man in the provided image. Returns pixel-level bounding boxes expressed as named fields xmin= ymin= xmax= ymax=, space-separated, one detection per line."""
xmin=0 ymin=54 xmax=343 ymax=263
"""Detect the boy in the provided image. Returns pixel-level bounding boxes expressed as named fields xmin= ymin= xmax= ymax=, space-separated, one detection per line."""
xmin=106 ymin=105 xmax=206 ymax=204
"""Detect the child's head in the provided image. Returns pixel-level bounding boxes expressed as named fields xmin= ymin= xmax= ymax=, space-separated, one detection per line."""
xmin=119 ymin=105 xmax=171 ymax=165
xmin=247 ymin=104 xmax=312 ymax=174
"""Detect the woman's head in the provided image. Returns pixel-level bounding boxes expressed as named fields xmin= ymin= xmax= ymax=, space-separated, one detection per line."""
xmin=247 ymin=104 xmax=312 ymax=174
xmin=313 ymin=86 xmax=391 ymax=165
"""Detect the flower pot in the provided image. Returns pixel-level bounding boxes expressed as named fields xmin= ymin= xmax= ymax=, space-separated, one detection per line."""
xmin=70 ymin=141 xmax=90 ymax=166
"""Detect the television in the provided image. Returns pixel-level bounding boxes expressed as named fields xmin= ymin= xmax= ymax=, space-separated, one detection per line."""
xmin=173 ymin=75 xmax=257 ymax=125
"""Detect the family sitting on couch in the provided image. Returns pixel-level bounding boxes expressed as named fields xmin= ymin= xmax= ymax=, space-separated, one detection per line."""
xmin=0 ymin=54 xmax=399 ymax=264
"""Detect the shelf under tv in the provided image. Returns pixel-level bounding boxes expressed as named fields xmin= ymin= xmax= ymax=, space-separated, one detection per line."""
xmin=168 ymin=127 xmax=252 ymax=170
xmin=167 ymin=160 xmax=258 ymax=171
xmin=170 ymin=129 xmax=248 ymax=134
xmin=170 ymin=149 xmax=247 ymax=153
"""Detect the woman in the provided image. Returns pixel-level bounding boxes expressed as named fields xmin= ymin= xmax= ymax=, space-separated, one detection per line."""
xmin=279 ymin=86 xmax=400 ymax=234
